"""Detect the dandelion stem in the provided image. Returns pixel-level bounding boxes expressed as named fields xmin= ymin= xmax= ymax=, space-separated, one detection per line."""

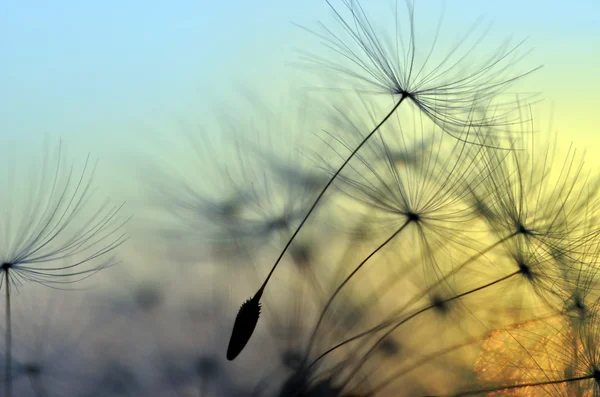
xmin=258 ymin=94 xmax=408 ymax=294
xmin=302 ymin=218 xmax=412 ymax=366
xmin=336 ymin=270 xmax=522 ymax=389
xmin=308 ymin=232 xmax=519 ymax=367
xmin=227 ymin=95 xmax=408 ymax=360
xmin=4 ymin=269 xmax=12 ymax=397
xmin=427 ymin=374 xmax=595 ymax=397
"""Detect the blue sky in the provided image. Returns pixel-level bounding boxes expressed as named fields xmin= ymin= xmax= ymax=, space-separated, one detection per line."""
xmin=0 ymin=1 xmax=598 ymax=182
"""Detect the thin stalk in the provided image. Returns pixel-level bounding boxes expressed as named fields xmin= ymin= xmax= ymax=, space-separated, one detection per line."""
xmin=227 ymin=95 xmax=409 ymax=360
xmin=4 ymin=270 xmax=12 ymax=397
xmin=343 ymin=239 xmax=447 ymax=330
xmin=256 ymin=94 xmax=408 ymax=297
xmin=326 ymin=209 xmax=379 ymax=299
xmin=384 ymin=231 xmax=519 ymax=322
xmin=338 ymin=270 xmax=522 ymax=389
xmin=307 ymin=232 xmax=518 ymax=368
xmin=431 ymin=374 xmax=595 ymax=397
xmin=302 ymin=218 xmax=413 ymax=366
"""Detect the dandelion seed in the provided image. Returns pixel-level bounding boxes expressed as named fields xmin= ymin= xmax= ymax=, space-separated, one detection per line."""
xmin=470 ymin=125 xmax=600 ymax=258
xmin=319 ymin=102 xmax=489 ymax=243
xmin=290 ymin=108 xmax=496 ymax=369
xmin=227 ymin=292 xmax=262 ymax=361
xmin=298 ymin=0 xmax=540 ymax=139
xmin=430 ymin=295 xmax=449 ymax=314
xmin=0 ymin=141 xmax=127 ymax=397
xmin=558 ymin=235 xmax=600 ymax=325
xmin=227 ymin=0 xmax=541 ymax=360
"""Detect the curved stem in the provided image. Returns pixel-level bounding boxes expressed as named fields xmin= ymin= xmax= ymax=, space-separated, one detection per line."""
xmin=258 ymin=95 xmax=408 ymax=294
xmin=4 ymin=270 xmax=12 ymax=397
xmin=430 ymin=374 xmax=594 ymax=397
xmin=227 ymin=96 xmax=410 ymax=361
xmin=307 ymin=232 xmax=518 ymax=368
xmin=338 ymin=270 xmax=521 ymax=389
xmin=302 ymin=218 xmax=412 ymax=366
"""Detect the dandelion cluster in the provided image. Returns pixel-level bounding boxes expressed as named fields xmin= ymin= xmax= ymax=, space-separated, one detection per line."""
xmin=2 ymin=1 xmax=599 ymax=397
xmin=213 ymin=1 xmax=600 ymax=396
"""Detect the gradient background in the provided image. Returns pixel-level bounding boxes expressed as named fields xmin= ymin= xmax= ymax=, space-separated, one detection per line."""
xmin=1 ymin=1 xmax=598 ymax=178
xmin=0 ymin=1 xmax=598 ymax=394
xmin=0 ymin=0 xmax=599 ymax=260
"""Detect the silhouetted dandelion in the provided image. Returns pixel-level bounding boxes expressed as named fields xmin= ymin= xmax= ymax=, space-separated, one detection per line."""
xmin=227 ymin=0 xmax=542 ymax=361
xmin=298 ymin=0 xmax=540 ymax=137
xmin=0 ymin=141 xmax=127 ymax=397
xmin=470 ymin=127 xmax=600 ymax=259
xmin=296 ymin=105 xmax=490 ymax=364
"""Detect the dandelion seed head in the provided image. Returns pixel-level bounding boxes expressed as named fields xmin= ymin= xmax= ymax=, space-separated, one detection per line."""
xmin=227 ymin=295 xmax=262 ymax=361
xmin=515 ymin=222 xmax=532 ymax=236
xmin=406 ymin=211 xmax=421 ymax=223
xmin=517 ymin=260 xmax=533 ymax=281
xmin=564 ymin=293 xmax=590 ymax=323
xmin=299 ymin=0 xmax=540 ymax=139
xmin=0 ymin=141 xmax=127 ymax=290
xmin=575 ymin=297 xmax=586 ymax=311
xmin=322 ymin=100 xmax=487 ymax=246
xmin=431 ymin=294 xmax=449 ymax=314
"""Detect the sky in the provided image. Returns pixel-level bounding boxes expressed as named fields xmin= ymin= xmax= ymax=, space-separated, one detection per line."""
xmin=0 ymin=0 xmax=599 ymax=200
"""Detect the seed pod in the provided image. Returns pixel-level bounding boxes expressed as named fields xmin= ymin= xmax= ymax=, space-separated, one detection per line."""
xmin=226 ymin=294 xmax=261 ymax=360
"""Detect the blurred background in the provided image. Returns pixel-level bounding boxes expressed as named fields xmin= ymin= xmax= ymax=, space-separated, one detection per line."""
xmin=0 ymin=1 xmax=599 ymax=396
